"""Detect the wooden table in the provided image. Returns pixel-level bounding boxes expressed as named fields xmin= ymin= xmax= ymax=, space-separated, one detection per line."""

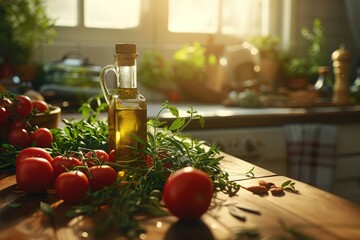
xmin=1 ymin=152 xmax=360 ymax=240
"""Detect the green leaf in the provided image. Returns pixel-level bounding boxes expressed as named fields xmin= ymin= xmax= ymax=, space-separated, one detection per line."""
xmin=168 ymin=117 xmax=185 ymax=131
xmin=168 ymin=106 xmax=179 ymax=118
xmin=40 ymin=202 xmax=53 ymax=215
xmin=281 ymin=180 xmax=292 ymax=188
xmin=199 ymin=115 xmax=205 ymax=128
xmin=246 ymin=166 xmax=255 ymax=177
xmin=7 ymin=202 xmax=21 ymax=208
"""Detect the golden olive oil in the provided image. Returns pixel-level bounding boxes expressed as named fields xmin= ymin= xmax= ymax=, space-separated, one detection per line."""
xmin=108 ymin=106 xmax=147 ymax=160
xmin=100 ymin=43 xmax=147 ymax=162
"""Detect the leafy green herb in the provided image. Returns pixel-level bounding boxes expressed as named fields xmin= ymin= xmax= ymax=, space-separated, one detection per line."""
xmin=50 ymin=96 xmax=109 ymax=155
xmin=55 ymin=99 xmax=240 ymax=239
xmin=281 ymin=180 xmax=298 ymax=193
xmin=40 ymin=201 xmax=54 ymax=215
xmin=246 ymin=166 xmax=255 ymax=178
xmin=7 ymin=202 xmax=22 ymax=208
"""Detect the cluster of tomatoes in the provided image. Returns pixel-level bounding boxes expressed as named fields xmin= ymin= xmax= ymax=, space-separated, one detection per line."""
xmin=16 ymin=147 xmax=117 ymax=204
xmin=0 ymin=94 xmax=53 ymax=148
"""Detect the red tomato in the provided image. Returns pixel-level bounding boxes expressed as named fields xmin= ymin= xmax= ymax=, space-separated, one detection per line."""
xmin=32 ymin=100 xmax=49 ymax=113
xmin=10 ymin=119 xmax=27 ymax=130
xmin=88 ymin=165 xmax=117 ymax=192
xmin=108 ymin=149 xmax=115 ymax=163
xmin=16 ymin=157 xmax=54 ymax=194
xmin=85 ymin=149 xmax=109 ymax=166
xmin=16 ymin=147 xmax=53 ymax=165
xmin=0 ymin=97 xmax=12 ymax=109
xmin=52 ymin=155 xmax=82 ymax=180
xmin=0 ymin=106 xmax=10 ymax=126
xmin=162 ymin=167 xmax=213 ymax=221
xmin=30 ymin=128 xmax=53 ymax=148
xmin=55 ymin=171 xmax=89 ymax=204
xmin=8 ymin=128 xmax=30 ymax=148
xmin=13 ymin=95 xmax=33 ymax=118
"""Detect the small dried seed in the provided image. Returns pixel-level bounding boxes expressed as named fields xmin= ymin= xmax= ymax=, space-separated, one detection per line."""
xmin=246 ymin=185 xmax=268 ymax=195
xmin=258 ymin=179 xmax=275 ymax=189
xmin=270 ymin=187 xmax=285 ymax=196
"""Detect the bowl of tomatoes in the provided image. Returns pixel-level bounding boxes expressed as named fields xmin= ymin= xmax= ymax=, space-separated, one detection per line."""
xmin=30 ymin=104 xmax=61 ymax=129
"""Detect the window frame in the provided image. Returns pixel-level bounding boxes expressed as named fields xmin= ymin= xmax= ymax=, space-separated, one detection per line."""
xmin=40 ymin=0 xmax=288 ymax=65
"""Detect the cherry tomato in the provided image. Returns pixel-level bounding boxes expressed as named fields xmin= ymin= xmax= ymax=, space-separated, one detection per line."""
xmin=162 ymin=167 xmax=213 ymax=221
xmin=55 ymin=171 xmax=89 ymax=204
xmin=108 ymin=149 xmax=115 ymax=163
xmin=52 ymin=155 xmax=82 ymax=180
xmin=85 ymin=149 xmax=109 ymax=166
xmin=32 ymin=100 xmax=49 ymax=113
xmin=0 ymin=106 xmax=10 ymax=126
xmin=0 ymin=97 xmax=12 ymax=109
xmin=30 ymin=128 xmax=53 ymax=148
xmin=13 ymin=95 xmax=33 ymax=118
xmin=88 ymin=165 xmax=117 ymax=192
xmin=16 ymin=147 xmax=53 ymax=165
xmin=10 ymin=119 xmax=27 ymax=130
xmin=8 ymin=128 xmax=30 ymax=148
xmin=16 ymin=157 xmax=54 ymax=194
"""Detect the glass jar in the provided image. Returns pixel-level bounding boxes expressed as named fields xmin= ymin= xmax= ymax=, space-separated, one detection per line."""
xmin=314 ymin=66 xmax=333 ymax=102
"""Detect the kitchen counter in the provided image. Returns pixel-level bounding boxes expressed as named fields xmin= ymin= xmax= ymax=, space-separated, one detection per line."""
xmin=62 ymin=102 xmax=360 ymax=130
xmin=1 ymin=152 xmax=360 ymax=239
xmin=147 ymin=103 xmax=360 ymax=129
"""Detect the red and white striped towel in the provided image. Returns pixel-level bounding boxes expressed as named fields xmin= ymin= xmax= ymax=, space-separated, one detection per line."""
xmin=284 ymin=124 xmax=338 ymax=191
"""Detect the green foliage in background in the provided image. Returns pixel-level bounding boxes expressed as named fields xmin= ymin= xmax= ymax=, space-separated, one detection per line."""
xmin=0 ymin=0 xmax=56 ymax=64
xmin=172 ymin=42 xmax=217 ymax=82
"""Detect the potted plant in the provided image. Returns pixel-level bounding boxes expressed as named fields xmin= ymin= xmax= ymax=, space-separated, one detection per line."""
xmin=301 ymin=18 xmax=327 ymax=78
xmin=281 ymin=18 xmax=327 ymax=90
xmin=248 ymin=35 xmax=281 ymax=86
xmin=282 ymin=56 xmax=311 ymax=90
xmin=172 ymin=42 xmax=226 ymax=103
xmin=0 ymin=0 xmax=56 ymax=82
xmin=138 ymin=50 xmax=174 ymax=92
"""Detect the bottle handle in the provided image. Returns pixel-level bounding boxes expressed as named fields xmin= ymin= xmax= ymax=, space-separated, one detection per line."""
xmin=100 ymin=64 xmax=116 ymax=105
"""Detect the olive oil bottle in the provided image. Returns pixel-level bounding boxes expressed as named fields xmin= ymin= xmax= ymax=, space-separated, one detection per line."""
xmin=100 ymin=44 xmax=147 ymax=161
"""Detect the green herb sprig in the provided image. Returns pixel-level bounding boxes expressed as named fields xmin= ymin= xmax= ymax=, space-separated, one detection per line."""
xmin=40 ymin=97 xmax=241 ymax=239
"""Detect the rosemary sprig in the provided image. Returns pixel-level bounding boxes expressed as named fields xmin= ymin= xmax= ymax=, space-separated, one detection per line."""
xmin=48 ymin=98 xmax=241 ymax=238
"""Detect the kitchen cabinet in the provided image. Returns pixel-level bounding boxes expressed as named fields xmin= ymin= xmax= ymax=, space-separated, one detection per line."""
xmin=187 ymin=123 xmax=360 ymax=205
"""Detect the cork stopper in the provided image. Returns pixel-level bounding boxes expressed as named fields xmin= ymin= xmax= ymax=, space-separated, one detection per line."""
xmin=115 ymin=43 xmax=136 ymax=54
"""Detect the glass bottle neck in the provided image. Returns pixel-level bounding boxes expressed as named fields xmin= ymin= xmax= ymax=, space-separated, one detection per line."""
xmin=115 ymin=53 xmax=137 ymax=89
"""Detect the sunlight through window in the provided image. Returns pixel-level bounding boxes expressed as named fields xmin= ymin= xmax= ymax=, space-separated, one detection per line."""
xmin=84 ymin=0 xmax=140 ymax=29
xmin=45 ymin=0 xmax=78 ymax=27
xmin=168 ymin=0 xmax=269 ymax=35
xmin=221 ymin=0 xmax=269 ymax=36
xmin=168 ymin=0 xmax=219 ymax=33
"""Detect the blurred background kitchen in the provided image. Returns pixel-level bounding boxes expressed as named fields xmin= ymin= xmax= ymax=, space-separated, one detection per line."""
xmin=1 ymin=0 xmax=360 ymax=109
xmin=1 ymin=0 xmax=360 ymax=204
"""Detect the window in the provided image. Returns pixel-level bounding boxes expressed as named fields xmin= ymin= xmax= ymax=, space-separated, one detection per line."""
xmin=221 ymin=0 xmax=269 ymax=36
xmin=45 ymin=0 xmax=141 ymax=29
xmin=45 ymin=0 xmax=78 ymax=27
xmin=168 ymin=0 xmax=219 ymax=33
xmin=84 ymin=0 xmax=140 ymax=29
xmin=168 ymin=0 xmax=270 ymax=36
xmin=46 ymin=0 xmax=270 ymax=35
